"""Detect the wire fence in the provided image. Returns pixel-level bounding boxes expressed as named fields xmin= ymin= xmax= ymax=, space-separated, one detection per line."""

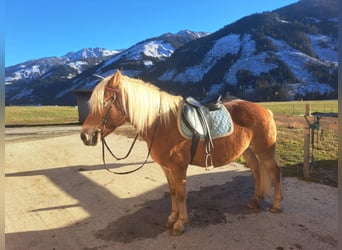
xmin=260 ymin=100 xmax=338 ymax=116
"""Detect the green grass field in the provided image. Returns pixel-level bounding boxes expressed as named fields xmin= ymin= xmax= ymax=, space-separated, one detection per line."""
xmin=260 ymin=100 xmax=338 ymax=185
xmin=5 ymin=106 xmax=79 ymax=126
xmin=259 ymin=100 xmax=337 ymax=116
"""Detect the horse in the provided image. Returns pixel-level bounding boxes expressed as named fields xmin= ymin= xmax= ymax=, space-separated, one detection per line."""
xmin=80 ymin=70 xmax=283 ymax=235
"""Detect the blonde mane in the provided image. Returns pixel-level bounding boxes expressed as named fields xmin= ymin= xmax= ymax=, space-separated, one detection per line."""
xmin=89 ymin=74 xmax=182 ymax=134
xmin=88 ymin=75 xmax=113 ymax=114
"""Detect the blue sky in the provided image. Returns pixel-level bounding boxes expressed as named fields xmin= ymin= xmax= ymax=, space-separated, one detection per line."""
xmin=5 ymin=0 xmax=298 ymax=67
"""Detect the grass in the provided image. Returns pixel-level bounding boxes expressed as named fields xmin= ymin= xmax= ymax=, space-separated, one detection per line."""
xmin=262 ymin=100 xmax=338 ymax=186
xmin=259 ymin=100 xmax=337 ymax=116
xmin=5 ymin=106 xmax=79 ymax=126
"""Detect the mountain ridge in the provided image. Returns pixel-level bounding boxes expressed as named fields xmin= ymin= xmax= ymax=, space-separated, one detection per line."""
xmin=5 ymin=0 xmax=338 ymax=105
xmin=139 ymin=0 xmax=338 ymax=101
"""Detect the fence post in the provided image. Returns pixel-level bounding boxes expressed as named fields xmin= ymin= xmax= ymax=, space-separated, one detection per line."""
xmin=303 ymin=103 xmax=311 ymax=178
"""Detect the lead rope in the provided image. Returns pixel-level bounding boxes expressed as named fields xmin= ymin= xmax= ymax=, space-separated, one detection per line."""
xmin=101 ymin=122 xmax=159 ymax=175
xmin=102 ymin=132 xmax=139 ymax=161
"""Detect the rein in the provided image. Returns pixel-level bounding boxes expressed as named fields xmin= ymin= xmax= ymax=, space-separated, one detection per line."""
xmin=100 ymin=86 xmax=160 ymax=175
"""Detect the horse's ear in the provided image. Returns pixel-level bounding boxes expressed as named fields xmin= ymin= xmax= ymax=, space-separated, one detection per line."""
xmin=108 ymin=70 xmax=122 ymax=87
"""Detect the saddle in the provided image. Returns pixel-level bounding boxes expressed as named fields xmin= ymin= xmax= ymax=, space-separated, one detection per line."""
xmin=181 ymin=95 xmax=222 ymax=165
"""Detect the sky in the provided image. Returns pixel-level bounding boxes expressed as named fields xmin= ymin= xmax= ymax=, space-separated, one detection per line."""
xmin=5 ymin=0 xmax=298 ymax=67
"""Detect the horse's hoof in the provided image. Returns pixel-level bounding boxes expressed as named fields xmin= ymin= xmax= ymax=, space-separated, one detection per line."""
xmin=169 ymin=228 xmax=185 ymax=236
xmin=169 ymin=221 xmax=186 ymax=236
xmin=268 ymin=207 xmax=282 ymax=213
xmin=165 ymin=221 xmax=175 ymax=229
xmin=246 ymin=201 xmax=260 ymax=209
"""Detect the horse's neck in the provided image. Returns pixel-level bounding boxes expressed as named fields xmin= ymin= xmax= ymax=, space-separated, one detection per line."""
xmin=127 ymin=93 xmax=180 ymax=140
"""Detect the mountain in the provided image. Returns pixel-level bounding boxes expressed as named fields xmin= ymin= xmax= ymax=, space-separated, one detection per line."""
xmin=5 ymin=31 xmax=208 ymax=105
xmin=69 ymin=30 xmax=209 ymax=90
xmin=5 ymin=0 xmax=338 ymax=105
xmin=5 ymin=48 xmax=121 ymax=105
xmin=5 ymin=48 xmax=119 ymax=84
xmin=140 ymin=0 xmax=338 ymax=101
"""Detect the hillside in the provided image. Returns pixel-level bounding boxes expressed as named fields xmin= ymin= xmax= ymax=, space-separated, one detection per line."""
xmin=141 ymin=0 xmax=338 ymax=101
xmin=5 ymin=0 xmax=338 ymax=105
xmin=5 ymin=31 xmax=208 ymax=105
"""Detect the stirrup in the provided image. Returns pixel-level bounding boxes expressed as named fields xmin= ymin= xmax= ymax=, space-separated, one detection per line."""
xmin=205 ymin=153 xmax=213 ymax=170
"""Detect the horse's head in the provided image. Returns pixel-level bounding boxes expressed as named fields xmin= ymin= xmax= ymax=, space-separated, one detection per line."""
xmin=80 ymin=70 xmax=126 ymax=146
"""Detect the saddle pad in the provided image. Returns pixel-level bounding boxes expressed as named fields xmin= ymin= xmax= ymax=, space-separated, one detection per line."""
xmin=178 ymin=102 xmax=234 ymax=140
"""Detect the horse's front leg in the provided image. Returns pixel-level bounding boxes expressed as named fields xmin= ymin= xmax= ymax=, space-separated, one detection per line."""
xmin=162 ymin=164 xmax=188 ymax=235
xmin=162 ymin=167 xmax=179 ymax=229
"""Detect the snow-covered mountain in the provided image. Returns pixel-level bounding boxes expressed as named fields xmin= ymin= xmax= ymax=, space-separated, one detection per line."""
xmin=5 ymin=0 xmax=338 ymax=105
xmin=5 ymin=31 xmax=208 ymax=105
xmin=141 ymin=0 xmax=338 ymax=101
xmin=5 ymin=48 xmax=120 ymax=85
xmin=71 ymin=30 xmax=209 ymax=90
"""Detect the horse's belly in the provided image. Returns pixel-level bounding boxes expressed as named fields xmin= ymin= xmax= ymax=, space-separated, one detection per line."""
xmin=191 ymin=137 xmax=247 ymax=168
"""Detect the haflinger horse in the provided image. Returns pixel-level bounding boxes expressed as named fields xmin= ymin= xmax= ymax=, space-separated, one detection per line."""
xmin=80 ymin=70 xmax=283 ymax=235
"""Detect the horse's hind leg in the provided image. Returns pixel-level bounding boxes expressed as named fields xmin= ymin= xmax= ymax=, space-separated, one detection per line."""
xmin=243 ymin=148 xmax=262 ymax=209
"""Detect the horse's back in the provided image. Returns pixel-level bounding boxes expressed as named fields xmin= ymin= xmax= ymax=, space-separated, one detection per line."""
xmin=224 ymin=100 xmax=273 ymax=125
xmin=224 ymin=100 xmax=277 ymax=152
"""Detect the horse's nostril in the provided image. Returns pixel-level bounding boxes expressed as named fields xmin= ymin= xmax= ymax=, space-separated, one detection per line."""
xmin=92 ymin=131 xmax=99 ymax=145
xmin=80 ymin=133 xmax=89 ymax=145
xmin=80 ymin=129 xmax=99 ymax=146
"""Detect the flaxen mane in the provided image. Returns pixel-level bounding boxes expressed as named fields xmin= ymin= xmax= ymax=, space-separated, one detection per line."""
xmin=89 ymin=74 xmax=182 ymax=134
xmin=88 ymin=75 xmax=112 ymax=114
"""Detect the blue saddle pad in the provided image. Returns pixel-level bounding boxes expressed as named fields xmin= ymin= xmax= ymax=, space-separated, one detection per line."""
xmin=178 ymin=102 xmax=234 ymax=140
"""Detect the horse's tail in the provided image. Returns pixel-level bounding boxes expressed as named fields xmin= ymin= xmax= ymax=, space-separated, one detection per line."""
xmin=258 ymin=144 xmax=278 ymax=198
xmin=258 ymin=159 xmax=273 ymax=198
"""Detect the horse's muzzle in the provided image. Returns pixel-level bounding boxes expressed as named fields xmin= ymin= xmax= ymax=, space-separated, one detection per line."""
xmin=80 ymin=129 xmax=99 ymax=146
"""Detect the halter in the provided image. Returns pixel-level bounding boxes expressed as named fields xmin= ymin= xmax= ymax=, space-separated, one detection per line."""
xmin=100 ymin=85 xmax=160 ymax=175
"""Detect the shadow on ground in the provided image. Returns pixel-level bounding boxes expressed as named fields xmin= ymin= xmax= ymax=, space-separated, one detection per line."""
xmin=6 ymin=163 xmax=261 ymax=245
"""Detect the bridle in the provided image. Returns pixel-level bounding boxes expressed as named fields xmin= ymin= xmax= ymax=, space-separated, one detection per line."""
xmin=99 ymin=85 xmax=160 ymax=175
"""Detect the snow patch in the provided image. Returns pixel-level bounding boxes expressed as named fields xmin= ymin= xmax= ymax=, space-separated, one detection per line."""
xmin=143 ymin=60 xmax=153 ymax=67
xmin=68 ymin=61 xmax=89 ymax=73
xmin=223 ymin=34 xmax=277 ymax=85
xmin=309 ymin=34 xmax=338 ymax=64
xmin=287 ymin=83 xmax=334 ymax=100
xmin=268 ymin=37 xmax=321 ymax=83
xmin=103 ymin=40 xmax=174 ymax=69
xmin=170 ymin=33 xmax=242 ymax=83
xmin=6 ymin=64 xmax=44 ymax=83
xmin=143 ymin=41 xmax=174 ymax=58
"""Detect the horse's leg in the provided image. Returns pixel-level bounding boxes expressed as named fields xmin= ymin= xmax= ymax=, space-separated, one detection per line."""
xmin=162 ymin=161 xmax=188 ymax=236
xmin=243 ymin=148 xmax=262 ymax=209
xmin=257 ymin=149 xmax=283 ymax=213
xmin=171 ymin=170 xmax=188 ymax=235
xmin=161 ymin=166 xmax=179 ymax=229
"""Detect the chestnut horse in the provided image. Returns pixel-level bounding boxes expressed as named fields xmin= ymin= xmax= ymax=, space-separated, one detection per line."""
xmin=80 ymin=70 xmax=282 ymax=235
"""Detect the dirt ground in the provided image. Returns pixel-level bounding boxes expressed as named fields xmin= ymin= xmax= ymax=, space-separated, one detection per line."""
xmin=5 ymin=123 xmax=338 ymax=250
